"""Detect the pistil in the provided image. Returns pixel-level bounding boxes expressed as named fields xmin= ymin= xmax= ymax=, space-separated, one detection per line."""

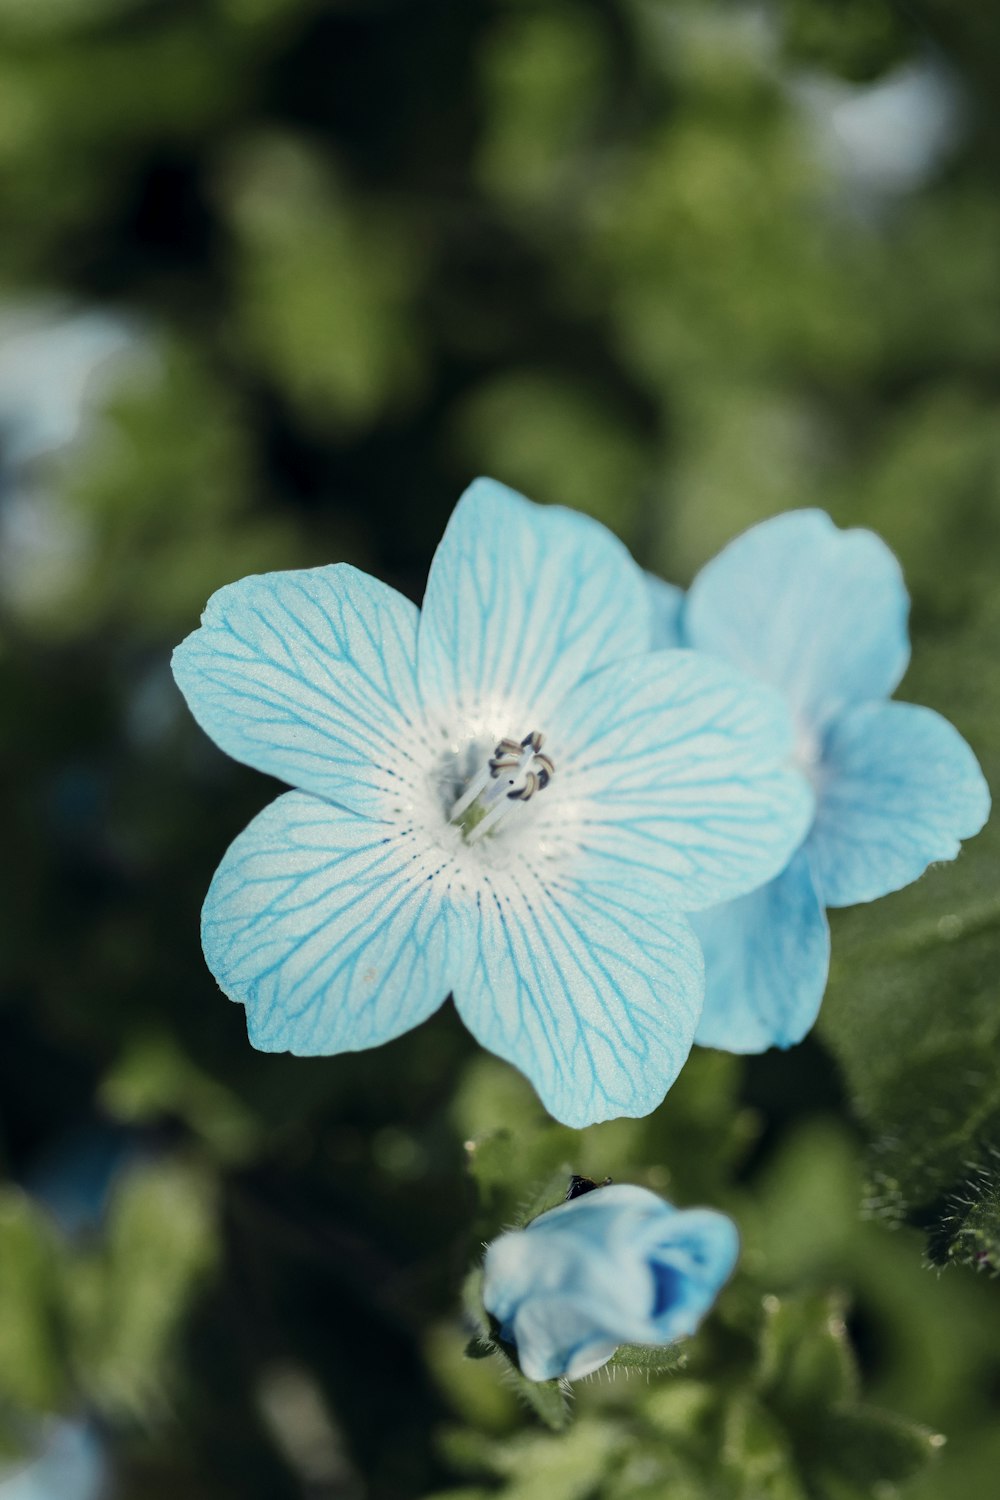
xmin=450 ymin=731 xmax=555 ymax=844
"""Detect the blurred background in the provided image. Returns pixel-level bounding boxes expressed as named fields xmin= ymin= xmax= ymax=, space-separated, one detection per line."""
xmin=2 ymin=1 xmax=1000 ymax=1497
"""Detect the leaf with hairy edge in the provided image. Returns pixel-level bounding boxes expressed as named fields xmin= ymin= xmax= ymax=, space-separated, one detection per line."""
xmin=606 ymin=1342 xmax=688 ymax=1374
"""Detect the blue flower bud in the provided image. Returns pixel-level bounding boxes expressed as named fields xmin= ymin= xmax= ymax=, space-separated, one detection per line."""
xmin=481 ymin=1183 xmax=739 ymax=1382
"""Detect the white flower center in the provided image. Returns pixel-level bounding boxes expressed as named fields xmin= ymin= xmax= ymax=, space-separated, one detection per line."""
xmin=793 ymin=719 xmax=824 ymax=793
xmin=449 ymin=730 xmax=555 ymax=845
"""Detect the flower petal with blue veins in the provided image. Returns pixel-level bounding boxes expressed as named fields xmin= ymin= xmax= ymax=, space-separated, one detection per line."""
xmin=541 ymin=650 xmax=814 ymax=911
xmin=452 ymin=862 xmax=704 ymax=1128
xmin=201 ymin=791 xmax=457 ymax=1054
xmin=417 ymin=477 xmax=653 ymax=732
xmin=172 ymin=565 xmax=424 ymax=818
xmin=693 ymin=848 xmax=830 ymax=1053
xmin=810 ymin=701 xmax=991 ymax=907
xmin=684 ymin=510 xmax=911 ymax=731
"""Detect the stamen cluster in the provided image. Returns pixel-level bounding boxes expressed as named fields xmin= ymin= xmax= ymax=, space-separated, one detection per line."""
xmin=450 ymin=731 xmax=555 ymax=844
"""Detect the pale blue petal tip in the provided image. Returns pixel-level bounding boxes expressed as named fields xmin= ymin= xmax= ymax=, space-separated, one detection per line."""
xmin=694 ymin=850 xmax=830 ymax=1054
xmin=172 ymin=563 xmax=423 ymax=817
xmin=811 ymin=701 xmax=991 ymax=908
xmin=651 ymin=1208 xmax=740 ymax=1339
xmin=202 ymin=791 xmax=452 ymax=1057
xmin=417 ymin=473 xmax=653 ymax=727
xmin=458 ymin=474 xmax=536 ymax=510
xmin=684 ymin=508 xmax=911 ymax=727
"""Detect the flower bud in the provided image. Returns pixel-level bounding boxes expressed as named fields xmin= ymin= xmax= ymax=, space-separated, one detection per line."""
xmin=482 ymin=1183 xmax=739 ymax=1382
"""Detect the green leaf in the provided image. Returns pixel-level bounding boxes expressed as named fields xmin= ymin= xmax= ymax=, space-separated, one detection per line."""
xmin=512 ymin=1371 xmax=572 ymax=1433
xmin=0 ymin=1189 xmax=68 ymax=1414
xmin=516 ymin=1165 xmax=575 ymax=1227
xmin=485 ymin=1419 xmax=626 ymax=1496
xmin=461 ymin=1266 xmax=490 ymax=1342
xmin=819 ymin=603 xmax=1000 ymax=1251
xmin=464 ymin=1129 xmax=517 ymax=1222
xmin=718 ymin=1394 xmax=808 ymax=1500
xmin=778 ymin=0 xmax=910 ymax=82
xmin=464 ymin=1337 xmax=494 ymax=1361
xmin=639 ymin=1049 xmax=761 ymax=1202
xmin=823 ymin=852 xmax=1000 ymax=1233
xmin=66 ymin=1159 xmax=217 ymax=1418
xmin=756 ymin=1292 xmax=858 ymax=1414
xmin=811 ymin=1404 xmax=942 ymax=1489
xmin=607 ymin=1341 xmax=687 ymax=1374
xmin=930 ymin=1152 xmax=1000 ymax=1271
xmin=221 ymin=135 xmax=423 ymax=433
xmin=100 ymin=1031 xmax=260 ymax=1163
xmin=421 ymin=1491 xmax=492 ymax=1500
xmin=464 ymin=1121 xmax=589 ymax=1247
xmin=641 ymin=1378 xmax=717 ymax=1440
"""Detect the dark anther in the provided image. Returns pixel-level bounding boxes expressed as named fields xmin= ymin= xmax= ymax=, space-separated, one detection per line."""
xmin=566 ymin=1174 xmax=613 ymax=1201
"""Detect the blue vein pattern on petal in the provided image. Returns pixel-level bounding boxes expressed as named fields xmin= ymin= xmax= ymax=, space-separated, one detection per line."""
xmin=451 ymin=860 xmax=704 ymax=1128
xmin=417 ymin=477 xmax=653 ymax=729
xmin=810 ymin=701 xmax=991 ymax=908
xmin=172 ymin=565 xmax=423 ymax=818
xmin=693 ymin=848 xmax=830 ymax=1053
xmin=201 ymin=791 xmax=455 ymax=1053
xmin=647 ymin=572 xmax=686 ymax=649
xmin=684 ymin=510 xmax=911 ymax=731
xmin=540 ymin=650 xmax=814 ymax=911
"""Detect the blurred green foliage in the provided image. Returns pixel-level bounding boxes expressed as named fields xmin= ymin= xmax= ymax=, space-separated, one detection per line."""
xmin=3 ymin=0 xmax=1000 ymax=1496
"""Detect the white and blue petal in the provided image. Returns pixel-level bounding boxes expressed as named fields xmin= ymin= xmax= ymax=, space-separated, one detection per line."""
xmin=693 ymin=848 xmax=830 ymax=1053
xmin=810 ymin=701 xmax=991 ymax=907
xmin=172 ymin=565 xmax=424 ymax=817
xmin=452 ymin=860 xmax=704 ymax=1128
xmin=684 ymin=510 xmax=911 ymax=731
xmin=503 ymin=1294 xmax=623 ymax=1382
xmin=417 ymin=477 xmax=653 ymax=733
xmin=201 ymin=791 xmax=456 ymax=1053
xmin=483 ymin=1189 xmax=657 ymax=1380
xmin=541 ymin=649 xmax=814 ymax=911
xmin=646 ymin=572 xmax=686 ymax=649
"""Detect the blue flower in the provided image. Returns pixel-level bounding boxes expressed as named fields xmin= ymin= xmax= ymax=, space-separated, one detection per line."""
xmin=172 ymin=478 xmax=812 ymax=1126
xmin=482 ymin=1183 xmax=739 ymax=1381
xmin=0 ymin=1421 xmax=106 ymax=1500
xmin=649 ymin=509 xmax=991 ymax=1054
